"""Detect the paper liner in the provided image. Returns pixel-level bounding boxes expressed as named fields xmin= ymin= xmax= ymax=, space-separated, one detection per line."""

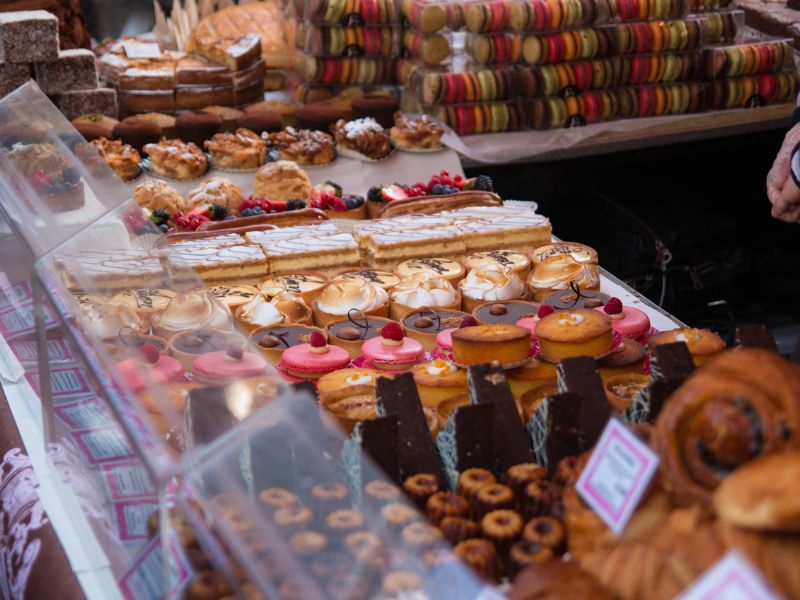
xmin=141 ymin=154 xmax=211 ymax=182
xmin=638 ymin=327 xmax=659 ymax=346
xmin=537 ymin=330 xmax=624 ymax=364
xmin=335 ymin=144 xmax=395 ymax=163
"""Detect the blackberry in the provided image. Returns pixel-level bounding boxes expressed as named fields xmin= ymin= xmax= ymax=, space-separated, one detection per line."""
xmin=474 ymin=175 xmax=493 ymax=192
xmin=367 ymin=185 xmax=383 ymax=202
xmin=150 ymin=208 xmax=170 ymax=226
xmin=210 ymin=204 xmax=227 ymax=221
xmin=286 ymin=199 xmax=307 ymax=211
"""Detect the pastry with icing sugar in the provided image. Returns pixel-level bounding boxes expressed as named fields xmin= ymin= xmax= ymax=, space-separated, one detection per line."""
xmin=331 ymin=117 xmax=392 ymax=160
xmin=143 ymin=138 xmax=209 ymax=180
xmin=204 ymin=128 xmax=267 ymax=170
xmin=265 ymin=127 xmax=335 ymax=166
xmin=253 ymin=160 xmax=312 ymax=202
xmin=235 ymin=290 xmax=312 ymax=331
xmin=90 ymin=137 xmax=141 ymax=181
xmin=535 ymin=308 xmax=613 ymax=363
xmin=185 ymin=177 xmax=245 ymax=212
xmin=648 ymin=327 xmax=725 ymax=367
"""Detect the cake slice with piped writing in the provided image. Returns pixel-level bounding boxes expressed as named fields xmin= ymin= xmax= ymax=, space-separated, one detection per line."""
xmin=262 ymin=233 xmax=361 ymax=274
xmin=164 ymin=244 xmax=268 ymax=283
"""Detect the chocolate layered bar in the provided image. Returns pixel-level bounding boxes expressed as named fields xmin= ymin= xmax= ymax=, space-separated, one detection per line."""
xmin=164 ymin=244 xmax=268 ymax=283
xmin=0 ymin=11 xmax=58 ymax=63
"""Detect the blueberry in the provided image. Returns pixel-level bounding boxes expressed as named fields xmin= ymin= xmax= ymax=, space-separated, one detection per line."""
xmin=252 ymin=207 xmax=264 ymax=215
xmin=432 ymin=184 xmax=443 ymax=195
xmin=241 ymin=208 xmax=253 ymax=217
xmin=225 ymin=214 xmax=237 ymax=220
xmin=158 ymin=224 xmax=169 ymax=233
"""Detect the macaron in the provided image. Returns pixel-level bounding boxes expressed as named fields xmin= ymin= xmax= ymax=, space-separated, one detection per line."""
xmin=361 ymin=322 xmax=424 ymax=370
xmin=279 ymin=332 xmax=351 ymax=379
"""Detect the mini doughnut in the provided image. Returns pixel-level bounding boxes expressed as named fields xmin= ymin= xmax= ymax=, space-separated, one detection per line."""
xmin=273 ymin=506 xmax=313 ymax=536
xmin=427 ymin=491 xmax=470 ymax=523
xmin=457 ymin=468 xmax=497 ymax=500
xmin=324 ymin=509 xmax=365 ymax=538
xmin=310 ymin=481 xmax=350 ymax=516
xmin=381 ymin=502 xmax=420 ymax=531
xmin=523 ymin=515 xmax=566 ymax=554
xmin=402 ymin=521 xmax=445 ymax=549
xmin=480 ymin=509 xmax=524 ymax=554
xmin=439 ymin=516 xmax=481 ymax=545
xmin=363 ymin=479 xmax=402 ymax=506
xmin=505 ymin=463 xmax=548 ymax=501
xmin=454 ymin=539 xmax=499 ymax=582
xmin=508 ymin=540 xmax=553 ymax=577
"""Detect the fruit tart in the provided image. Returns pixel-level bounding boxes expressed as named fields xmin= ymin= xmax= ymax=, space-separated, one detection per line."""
xmin=331 ymin=117 xmax=392 ymax=160
xmin=142 ymin=138 xmax=209 ymax=180
xmin=265 ymin=127 xmax=335 ymax=166
xmin=204 ymin=128 xmax=267 ymax=170
xmin=309 ymin=181 xmax=366 ymax=219
xmin=389 ymin=112 xmax=444 ymax=151
xmin=89 ymin=137 xmax=142 ymax=181
xmin=6 ymin=143 xmax=85 ymax=212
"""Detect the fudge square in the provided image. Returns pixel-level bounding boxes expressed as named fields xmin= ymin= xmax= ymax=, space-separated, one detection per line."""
xmin=55 ymin=88 xmax=118 ymax=119
xmin=36 ymin=49 xmax=98 ymax=94
xmin=0 ymin=11 xmax=59 ymax=63
xmin=0 ymin=62 xmax=31 ymax=97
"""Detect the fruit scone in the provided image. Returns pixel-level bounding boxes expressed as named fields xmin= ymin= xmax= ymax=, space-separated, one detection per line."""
xmin=163 ymin=244 xmax=268 ymax=283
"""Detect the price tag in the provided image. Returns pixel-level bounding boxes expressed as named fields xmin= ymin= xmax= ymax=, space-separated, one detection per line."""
xmin=676 ymin=552 xmax=780 ymax=600
xmin=122 ymin=41 xmax=161 ymax=59
xmin=576 ymin=417 xmax=659 ymax=535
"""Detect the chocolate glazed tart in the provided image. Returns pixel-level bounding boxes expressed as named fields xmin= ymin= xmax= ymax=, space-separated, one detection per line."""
xmin=473 ymin=300 xmax=540 ymax=326
xmin=326 ymin=310 xmax=394 ymax=359
xmin=168 ymin=328 xmax=247 ymax=370
xmin=402 ymin=308 xmax=471 ymax=351
xmin=250 ymin=323 xmax=324 ymax=364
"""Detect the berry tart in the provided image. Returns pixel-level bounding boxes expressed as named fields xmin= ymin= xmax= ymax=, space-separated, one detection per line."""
xmin=389 ymin=112 xmax=444 ymax=152
xmin=89 ymin=137 xmax=142 ymax=181
xmin=402 ymin=308 xmax=471 ymax=352
xmin=7 ymin=143 xmax=84 ymax=212
xmin=279 ymin=330 xmax=351 ymax=380
xmin=265 ymin=127 xmax=336 ymax=166
xmin=535 ymin=308 xmax=614 ymax=363
xmin=451 ymin=323 xmax=531 ymax=368
xmin=142 ymin=138 xmax=209 ymax=180
xmin=595 ymin=297 xmax=651 ymax=340
xmin=250 ymin=323 xmax=324 ymax=365
xmin=361 ymin=322 xmax=425 ymax=371
xmin=309 ymin=181 xmax=366 ymax=219
xmin=331 ymin=117 xmax=392 ymax=161
xmin=326 ymin=312 xmax=394 ymax=359
xmin=204 ymin=128 xmax=267 ymax=170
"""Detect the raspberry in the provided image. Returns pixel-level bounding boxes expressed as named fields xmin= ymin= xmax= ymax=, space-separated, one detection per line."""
xmin=604 ymin=298 xmax=623 ymax=315
xmin=380 ymin=322 xmax=404 ymax=341
xmin=309 ymin=331 xmax=327 ymax=347
xmin=139 ymin=344 xmax=160 ymax=365
xmin=459 ymin=316 xmax=478 ymax=328
xmin=537 ymin=305 xmax=555 ymax=319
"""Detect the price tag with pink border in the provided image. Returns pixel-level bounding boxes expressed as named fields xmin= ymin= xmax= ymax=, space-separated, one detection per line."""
xmin=676 ymin=552 xmax=780 ymax=600
xmin=576 ymin=417 xmax=659 ymax=535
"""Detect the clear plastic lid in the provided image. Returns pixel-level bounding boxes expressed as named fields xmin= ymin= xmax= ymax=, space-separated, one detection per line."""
xmin=508 ymin=0 xmax=600 ymax=32
xmin=517 ymin=57 xmax=621 ymax=97
xmin=601 ymin=0 xmax=687 ymax=23
xmin=170 ymin=387 xmax=489 ymax=599
xmin=517 ymin=27 xmax=616 ymax=66
xmin=614 ymin=81 xmax=709 ymax=118
xmin=407 ymin=64 xmax=518 ymax=104
xmin=702 ymin=38 xmax=794 ymax=79
xmin=302 ymin=0 xmax=401 ymax=26
xmin=402 ymin=30 xmax=454 ymax=65
xmin=611 ymin=17 xmax=706 ymax=55
xmin=688 ymin=0 xmax=732 ymax=12
xmin=529 ymin=88 xmax=620 ymax=128
xmin=401 ymin=0 xmax=466 ymax=33
xmin=425 ymin=100 xmax=528 ymax=134
xmin=707 ymin=72 xmax=798 ymax=109
xmin=701 ymin=9 xmax=743 ymax=45
xmin=465 ymin=32 xmax=522 ymax=65
xmin=296 ymin=22 xmax=402 ymax=57
xmin=462 ymin=0 xmax=513 ymax=33
xmin=297 ymin=54 xmax=398 ymax=84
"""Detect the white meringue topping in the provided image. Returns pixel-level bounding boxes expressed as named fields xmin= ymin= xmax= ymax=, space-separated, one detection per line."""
xmin=239 ymin=292 xmax=285 ymax=327
xmin=459 ymin=264 xmax=526 ymax=301
xmin=153 ymin=292 xmax=231 ymax=333
xmin=391 ymin=274 xmax=458 ymax=308
xmin=316 ymin=280 xmax=388 ymax=315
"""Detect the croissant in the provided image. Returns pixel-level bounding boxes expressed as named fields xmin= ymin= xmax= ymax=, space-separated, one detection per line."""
xmin=651 ymin=349 xmax=800 ymax=506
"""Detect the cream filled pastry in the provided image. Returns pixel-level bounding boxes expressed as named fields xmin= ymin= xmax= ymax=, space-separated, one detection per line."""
xmin=151 ymin=292 xmax=232 ymax=339
xmin=389 ymin=273 xmax=461 ymax=320
xmin=527 ymin=255 xmax=600 ymax=302
xmin=235 ymin=291 xmax=312 ymax=331
xmin=312 ymin=280 xmax=389 ymax=328
xmin=459 ymin=264 xmax=527 ymax=312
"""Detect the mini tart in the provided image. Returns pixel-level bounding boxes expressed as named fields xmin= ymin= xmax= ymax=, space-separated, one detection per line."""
xmin=258 ymin=272 xmax=329 ymax=305
xmin=605 ymin=373 xmax=650 ymax=412
xmin=169 ymin=328 xmax=248 ymax=370
xmin=201 ymin=284 xmax=259 ymax=310
xmin=89 ymin=137 xmax=141 ymax=181
xmin=463 ymin=250 xmax=532 ymax=279
xmin=109 ymin=288 xmax=176 ymax=320
xmin=596 ymin=304 xmax=651 ymax=339
xmin=326 ymin=315 xmax=394 ymax=360
xmin=528 ymin=257 xmax=600 ymax=302
xmin=191 ymin=349 xmax=270 ymax=384
xmin=279 ymin=342 xmax=351 ymax=380
xmin=362 ymin=335 xmax=425 ymax=371
xmin=317 ymin=368 xmax=384 ymax=405
xmin=396 ymin=258 xmax=466 ymax=287
xmin=142 ymin=138 xmax=208 ymax=180
xmin=451 ymin=324 xmax=532 ymax=368
xmin=535 ymin=309 xmax=613 ymax=363
xmin=312 ymin=297 xmax=389 ymax=329
xmin=520 ymin=383 xmax=558 ymax=423
xmin=402 ymin=309 xmax=471 ymax=352
xmin=250 ymin=324 xmax=323 ymax=365
xmin=473 ymin=300 xmax=540 ymax=326
xmin=597 ymin=338 xmax=646 ymax=381
xmin=648 ymin=328 xmax=725 ymax=366
xmin=389 ymin=288 xmax=462 ymax=322
xmin=505 ymin=359 xmax=558 ymax=402
xmin=204 ymin=128 xmax=267 ymax=170
xmin=411 ymin=359 xmax=467 ymax=409
xmin=235 ymin=295 xmax=313 ymax=332
xmin=544 ymin=289 xmax=611 ymax=310
xmin=332 ymin=270 xmax=400 ymax=291
xmin=102 ymin=334 xmax=168 ymax=360
xmin=530 ymin=242 xmax=598 ymax=267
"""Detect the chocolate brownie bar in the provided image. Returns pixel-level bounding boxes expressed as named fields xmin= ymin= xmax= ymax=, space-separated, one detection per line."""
xmin=55 ymin=87 xmax=117 ymax=119
xmin=0 ymin=62 xmax=31 ymax=97
xmin=35 ymin=48 xmax=98 ymax=94
xmin=0 ymin=10 xmax=58 ymax=63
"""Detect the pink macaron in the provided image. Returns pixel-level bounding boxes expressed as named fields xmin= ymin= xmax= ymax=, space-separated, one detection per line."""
xmin=280 ymin=331 xmax=351 ymax=379
xmin=515 ymin=304 xmax=555 ymax=340
xmin=362 ymin=321 xmax=424 ymax=371
xmin=115 ymin=344 xmax=184 ymax=393
xmin=596 ymin=297 xmax=650 ymax=339
xmin=192 ymin=344 xmax=271 ymax=385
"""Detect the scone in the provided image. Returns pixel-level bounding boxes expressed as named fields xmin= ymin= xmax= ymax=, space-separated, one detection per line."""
xmin=254 ymin=160 xmax=312 ymax=202
xmin=185 ymin=177 xmax=245 ymax=212
xmin=143 ymin=138 xmax=208 ymax=180
xmin=265 ymin=127 xmax=335 ymax=166
xmin=133 ymin=180 xmax=185 ymax=214
xmin=451 ymin=324 xmax=531 ymax=367
xmin=89 ymin=137 xmax=141 ymax=181
xmin=648 ymin=328 xmax=725 ymax=366
xmin=535 ymin=309 xmax=613 ymax=363
xmin=204 ymin=128 xmax=267 ymax=170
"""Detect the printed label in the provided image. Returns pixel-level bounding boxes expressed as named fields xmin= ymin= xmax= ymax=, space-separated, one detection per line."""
xmin=676 ymin=552 xmax=780 ymax=600
xmin=576 ymin=418 xmax=659 ymax=535
xmin=8 ymin=337 xmax=73 ymax=367
xmin=102 ymin=462 xmax=156 ymax=500
xmin=0 ymin=300 xmax=56 ymax=339
xmin=123 ymin=41 xmax=161 ymax=59
xmin=119 ymin=531 xmax=190 ymax=600
xmin=0 ymin=276 xmax=32 ymax=309
xmin=115 ymin=500 xmax=160 ymax=541
xmin=54 ymin=397 xmax=114 ymax=430
xmin=72 ymin=426 xmax=134 ymax=464
xmin=26 ymin=365 xmax=92 ymax=400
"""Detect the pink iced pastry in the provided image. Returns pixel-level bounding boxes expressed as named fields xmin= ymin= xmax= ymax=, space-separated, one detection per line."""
xmin=279 ymin=331 xmax=351 ymax=379
xmin=192 ymin=342 xmax=270 ymax=384
xmin=115 ymin=344 xmax=184 ymax=392
xmin=596 ymin=297 xmax=650 ymax=339
xmin=362 ymin=322 xmax=424 ymax=371
xmin=515 ymin=304 xmax=554 ymax=340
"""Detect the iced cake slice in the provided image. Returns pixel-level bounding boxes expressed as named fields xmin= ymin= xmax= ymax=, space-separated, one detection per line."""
xmin=354 ymin=214 xmax=454 ymax=242
xmin=62 ymin=256 xmax=164 ymax=290
xmin=164 ymin=244 xmax=268 ymax=283
xmin=457 ymin=214 xmax=552 ymax=253
xmin=262 ymin=233 xmax=361 ymax=274
xmin=362 ymin=227 xmax=466 ymax=269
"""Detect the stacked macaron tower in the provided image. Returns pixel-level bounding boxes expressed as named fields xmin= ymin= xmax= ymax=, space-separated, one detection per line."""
xmin=292 ymin=0 xmax=403 ymax=94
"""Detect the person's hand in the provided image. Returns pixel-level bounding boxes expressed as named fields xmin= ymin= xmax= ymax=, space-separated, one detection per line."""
xmin=767 ymin=123 xmax=800 ymax=223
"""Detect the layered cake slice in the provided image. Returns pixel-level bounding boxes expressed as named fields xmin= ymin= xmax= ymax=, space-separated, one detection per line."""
xmin=354 ymin=214 xmax=455 ymax=242
xmin=262 ymin=233 xmax=361 ymax=274
xmin=245 ymin=222 xmax=341 ymax=246
xmin=362 ymin=227 xmax=466 ymax=269
xmin=62 ymin=256 xmax=164 ymax=291
xmin=164 ymin=244 xmax=268 ymax=283
xmin=165 ymin=233 xmax=247 ymax=251
xmin=458 ymin=213 xmax=552 ymax=253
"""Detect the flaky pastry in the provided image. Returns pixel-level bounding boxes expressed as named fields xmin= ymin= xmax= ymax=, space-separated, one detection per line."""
xmin=143 ymin=138 xmax=208 ymax=180
xmin=204 ymin=128 xmax=266 ymax=170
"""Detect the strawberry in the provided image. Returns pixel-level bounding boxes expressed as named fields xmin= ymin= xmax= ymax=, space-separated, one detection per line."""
xmin=332 ymin=196 xmax=347 ymax=212
xmin=139 ymin=344 xmax=160 ymax=365
xmin=380 ymin=322 xmax=404 ymax=341
xmin=537 ymin=305 xmax=555 ymax=319
xmin=310 ymin=331 xmax=327 ymax=347
xmin=381 ymin=184 xmax=408 ymax=203
xmin=604 ymin=298 xmax=623 ymax=315
xmin=459 ymin=316 xmax=478 ymax=328
xmin=269 ymin=200 xmax=288 ymax=212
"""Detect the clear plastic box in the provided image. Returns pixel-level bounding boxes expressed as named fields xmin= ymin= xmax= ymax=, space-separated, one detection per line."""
xmin=297 ymin=54 xmax=397 ymax=84
xmin=296 ymin=22 xmax=402 ymax=57
xmin=407 ymin=64 xmax=518 ymax=103
xmin=302 ymin=0 xmax=401 ymax=25
xmin=529 ymin=88 xmax=619 ymax=128
xmin=402 ymin=30 xmax=454 ymax=65
xmin=612 ymin=17 xmax=706 ymax=55
xmin=401 ymin=0 xmax=466 ymax=32
xmin=602 ymin=0 xmax=687 ymax=22
xmin=701 ymin=9 xmax=743 ymax=45
xmin=463 ymin=0 xmax=513 ymax=32
xmin=517 ymin=57 xmax=621 ymax=97
xmin=688 ymin=0 xmax=732 ymax=12
xmin=424 ymin=99 xmax=529 ymax=133
xmin=517 ymin=27 xmax=616 ymax=66
xmin=702 ymin=38 xmax=794 ymax=79
xmin=617 ymin=51 xmax=702 ymax=86
xmin=465 ymin=32 xmax=522 ymax=64
xmin=615 ymin=81 xmax=708 ymax=117
xmin=395 ymin=56 xmax=450 ymax=85
xmin=707 ymin=72 xmax=798 ymax=109
xmin=508 ymin=0 xmax=600 ymax=32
